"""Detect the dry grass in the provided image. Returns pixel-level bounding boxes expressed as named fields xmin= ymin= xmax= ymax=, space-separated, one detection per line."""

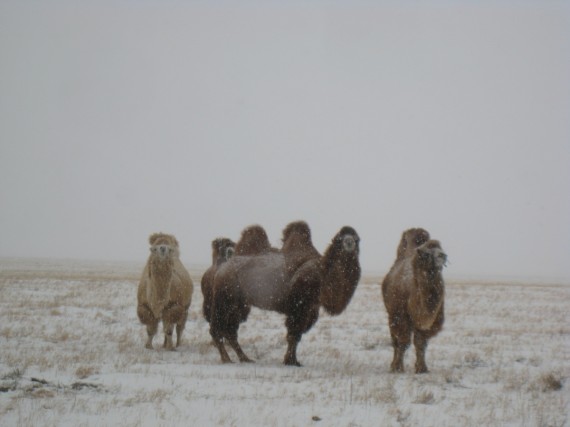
xmin=0 ymin=259 xmax=568 ymax=427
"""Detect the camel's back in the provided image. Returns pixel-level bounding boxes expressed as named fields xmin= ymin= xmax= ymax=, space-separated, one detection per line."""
xmin=236 ymin=253 xmax=290 ymax=311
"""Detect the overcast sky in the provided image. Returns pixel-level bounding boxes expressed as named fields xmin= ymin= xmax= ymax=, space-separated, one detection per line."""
xmin=1 ymin=1 xmax=569 ymax=282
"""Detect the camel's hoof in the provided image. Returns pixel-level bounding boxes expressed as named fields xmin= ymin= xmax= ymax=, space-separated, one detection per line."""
xmin=284 ymin=360 xmax=302 ymax=367
xmin=240 ymin=358 xmax=255 ymax=364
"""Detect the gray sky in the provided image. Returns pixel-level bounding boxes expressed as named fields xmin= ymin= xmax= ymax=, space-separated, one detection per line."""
xmin=1 ymin=1 xmax=569 ymax=281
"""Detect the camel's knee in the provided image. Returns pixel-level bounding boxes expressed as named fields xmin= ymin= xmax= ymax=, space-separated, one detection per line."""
xmin=138 ymin=304 xmax=155 ymax=325
xmin=285 ymin=307 xmax=319 ymax=337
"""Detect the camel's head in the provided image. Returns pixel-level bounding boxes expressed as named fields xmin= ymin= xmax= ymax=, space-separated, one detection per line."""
xmin=149 ymin=233 xmax=179 ymax=260
xmin=335 ymin=226 xmax=360 ymax=255
xmin=397 ymin=228 xmax=430 ymax=259
xmin=212 ymin=237 xmax=236 ymax=265
xmin=416 ymin=240 xmax=447 ymax=271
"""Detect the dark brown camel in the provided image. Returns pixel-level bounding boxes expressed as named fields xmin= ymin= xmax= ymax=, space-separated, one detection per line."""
xmin=209 ymin=221 xmax=361 ymax=366
xmin=200 ymin=237 xmax=235 ymax=323
xmin=382 ymin=230 xmax=447 ymax=373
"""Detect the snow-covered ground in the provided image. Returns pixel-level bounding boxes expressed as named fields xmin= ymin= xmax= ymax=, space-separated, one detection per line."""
xmin=0 ymin=258 xmax=567 ymax=427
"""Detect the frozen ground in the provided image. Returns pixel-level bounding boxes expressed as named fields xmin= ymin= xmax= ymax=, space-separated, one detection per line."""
xmin=0 ymin=258 xmax=568 ymax=427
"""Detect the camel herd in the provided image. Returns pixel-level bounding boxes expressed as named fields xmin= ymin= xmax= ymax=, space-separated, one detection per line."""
xmin=136 ymin=222 xmax=447 ymax=373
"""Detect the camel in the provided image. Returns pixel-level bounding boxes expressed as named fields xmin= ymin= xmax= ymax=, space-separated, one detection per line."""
xmin=137 ymin=233 xmax=194 ymax=350
xmin=202 ymin=225 xmax=276 ymax=324
xmin=200 ymin=237 xmax=236 ymax=323
xmin=382 ymin=231 xmax=447 ymax=373
xmin=209 ymin=221 xmax=361 ymax=366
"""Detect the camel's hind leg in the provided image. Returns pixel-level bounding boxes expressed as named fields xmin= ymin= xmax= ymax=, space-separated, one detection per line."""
xmin=227 ymin=333 xmax=254 ymax=363
xmin=222 ymin=303 xmax=253 ymax=363
xmin=210 ymin=285 xmax=252 ymax=364
xmin=209 ymin=304 xmax=234 ymax=363
xmin=210 ymin=330 xmax=233 ymax=363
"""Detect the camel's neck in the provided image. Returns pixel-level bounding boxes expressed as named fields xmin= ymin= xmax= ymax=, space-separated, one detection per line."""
xmin=149 ymin=257 xmax=174 ymax=305
xmin=320 ymin=249 xmax=361 ymax=316
xmin=412 ymin=265 xmax=444 ymax=322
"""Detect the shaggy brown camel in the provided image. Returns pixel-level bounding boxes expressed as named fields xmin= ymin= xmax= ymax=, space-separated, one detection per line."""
xmin=200 ymin=237 xmax=235 ymax=323
xmin=209 ymin=221 xmax=361 ymax=366
xmin=382 ymin=232 xmax=447 ymax=373
xmin=137 ymin=233 xmax=193 ymax=350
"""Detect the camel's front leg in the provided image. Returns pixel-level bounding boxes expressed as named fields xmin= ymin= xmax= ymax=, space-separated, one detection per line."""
xmin=413 ymin=331 xmax=429 ymax=374
xmin=138 ymin=304 xmax=159 ymax=350
xmin=283 ymin=304 xmax=319 ymax=367
xmin=389 ymin=314 xmax=411 ymax=373
xmin=283 ymin=333 xmax=302 ymax=366
xmin=145 ymin=321 xmax=159 ymax=350
xmin=175 ymin=322 xmax=185 ymax=348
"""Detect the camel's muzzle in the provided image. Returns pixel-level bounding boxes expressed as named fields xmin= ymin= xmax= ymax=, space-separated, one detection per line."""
xmin=151 ymin=244 xmax=172 ymax=259
xmin=435 ymin=249 xmax=447 ymax=269
xmin=342 ymin=236 xmax=357 ymax=253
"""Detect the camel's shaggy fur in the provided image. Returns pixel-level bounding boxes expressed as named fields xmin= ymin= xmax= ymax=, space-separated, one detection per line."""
xmin=319 ymin=226 xmax=362 ymax=316
xmin=234 ymin=224 xmax=278 ymax=255
xmin=396 ymin=227 xmax=430 ymax=260
xmin=209 ymin=221 xmax=361 ymax=366
xmin=137 ymin=233 xmax=194 ymax=350
xmin=200 ymin=238 xmax=236 ymax=323
xmin=382 ymin=231 xmax=447 ymax=373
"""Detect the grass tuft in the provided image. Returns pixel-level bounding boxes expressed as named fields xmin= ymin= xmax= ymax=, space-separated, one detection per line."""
xmin=541 ymin=373 xmax=563 ymax=392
